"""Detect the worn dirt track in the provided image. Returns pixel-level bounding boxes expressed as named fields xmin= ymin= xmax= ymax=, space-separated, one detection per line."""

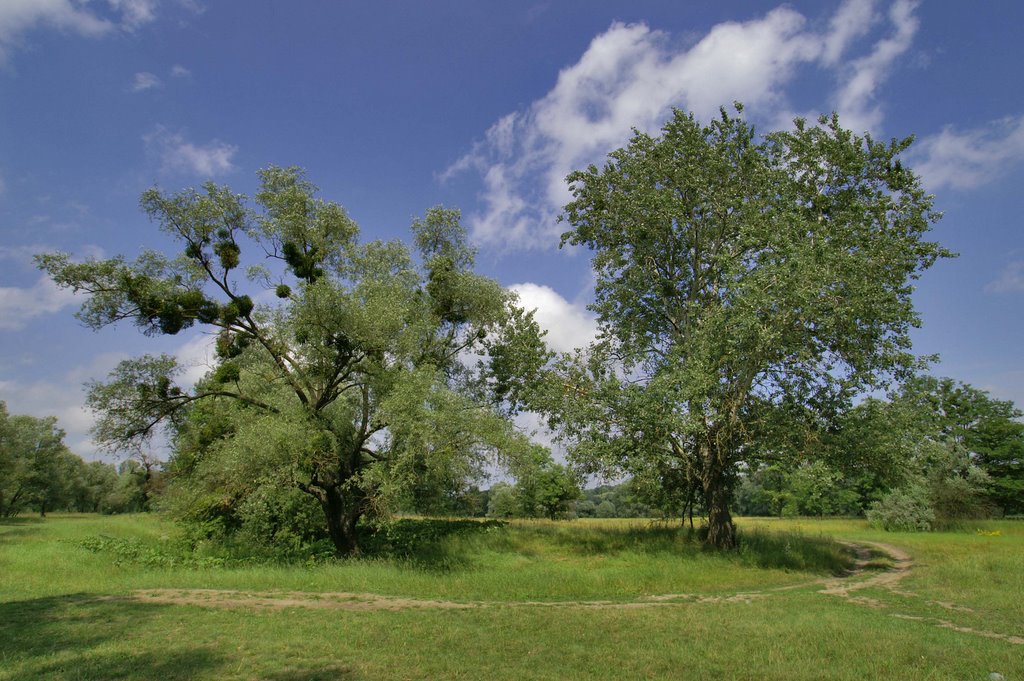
xmin=111 ymin=541 xmax=1022 ymax=646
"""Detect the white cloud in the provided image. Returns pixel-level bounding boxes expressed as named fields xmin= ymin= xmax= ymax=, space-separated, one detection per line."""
xmin=170 ymin=63 xmax=191 ymax=78
xmin=0 ymin=0 xmax=111 ymax=64
xmin=0 ymin=0 xmax=160 ymax=65
xmin=0 ymin=351 xmax=129 ymax=459
xmin=822 ymin=0 xmax=877 ymax=66
xmin=910 ymin=115 xmax=1024 ymax=191
xmin=509 ymin=282 xmax=597 ymax=354
xmin=130 ymin=71 xmax=161 ymax=92
xmin=144 ymin=125 xmax=238 ymax=177
xmin=174 ymin=331 xmax=217 ymax=389
xmin=445 ymin=1 xmax=921 ymax=252
xmin=0 ymin=331 xmax=219 ymax=460
xmin=985 ymin=260 xmax=1024 ymax=294
xmin=107 ymin=0 xmax=158 ymax=30
xmin=0 ymin=275 xmax=79 ymax=330
xmin=831 ymin=0 xmax=918 ymax=133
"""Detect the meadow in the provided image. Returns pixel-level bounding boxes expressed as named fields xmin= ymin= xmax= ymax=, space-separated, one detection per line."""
xmin=1 ymin=514 xmax=1021 ymax=680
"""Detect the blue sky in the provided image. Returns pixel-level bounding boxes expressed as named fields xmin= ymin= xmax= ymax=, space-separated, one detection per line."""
xmin=1 ymin=0 xmax=1022 ymax=460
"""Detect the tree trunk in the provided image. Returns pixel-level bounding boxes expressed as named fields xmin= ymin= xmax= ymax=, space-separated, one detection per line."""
xmin=704 ymin=481 xmax=735 ymax=548
xmin=701 ymin=453 xmax=736 ymax=549
xmin=320 ymin=485 xmax=363 ymax=557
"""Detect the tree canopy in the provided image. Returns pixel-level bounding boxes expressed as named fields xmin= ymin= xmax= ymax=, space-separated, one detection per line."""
xmin=530 ymin=106 xmax=950 ymax=547
xmin=39 ymin=167 xmax=541 ymax=555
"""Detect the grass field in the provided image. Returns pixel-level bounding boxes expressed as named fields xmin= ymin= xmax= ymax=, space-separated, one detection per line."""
xmin=1 ymin=514 xmax=1021 ymax=680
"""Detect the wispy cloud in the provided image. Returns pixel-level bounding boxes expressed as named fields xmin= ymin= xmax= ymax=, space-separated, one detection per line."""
xmin=444 ymin=0 xmax=921 ymax=252
xmin=831 ymin=0 xmax=918 ymax=134
xmin=0 ymin=328 xmax=214 ymax=459
xmin=107 ymin=0 xmax=158 ymax=31
xmin=0 ymin=351 xmax=129 ymax=459
xmin=130 ymin=71 xmax=161 ymax=92
xmin=0 ymin=275 xmax=79 ymax=330
xmin=910 ymin=115 xmax=1024 ymax=191
xmin=170 ymin=63 xmax=191 ymax=78
xmin=0 ymin=0 xmax=161 ymax=65
xmin=985 ymin=260 xmax=1024 ymax=294
xmin=144 ymin=125 xmax=238 ymax=177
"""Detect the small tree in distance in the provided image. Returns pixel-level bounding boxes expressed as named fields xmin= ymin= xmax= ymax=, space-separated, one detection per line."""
xmin=527 ymin=105 xmax=951 ymax=548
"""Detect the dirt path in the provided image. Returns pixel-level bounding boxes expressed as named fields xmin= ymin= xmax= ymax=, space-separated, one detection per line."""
xmin=815 ymin=541 xmax=1024 ymax=646
xmin=112 ymin=541 xmax=1022 ymax=646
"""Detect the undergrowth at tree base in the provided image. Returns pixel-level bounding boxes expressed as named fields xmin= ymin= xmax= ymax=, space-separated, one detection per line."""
xmin=74 ymin=517 xmax=853 ymax=576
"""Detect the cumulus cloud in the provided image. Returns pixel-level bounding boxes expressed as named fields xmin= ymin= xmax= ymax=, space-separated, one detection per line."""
xmin=445 ymin=0 xmax=920 ymax=252
xmin=0 ymin=275 xmax=79 ymax=330
xmin=144 ymin=125 xmax=238 ymax=177
xmin=0 ymin=0 xmax=160 ymax=65
xmin=130 ymin=71 xmax=161 ymax=92
xmin=509 ymin=282 xmax=598 ymax=354
xmin=910 ymin=115 xmax=1024 ymax=191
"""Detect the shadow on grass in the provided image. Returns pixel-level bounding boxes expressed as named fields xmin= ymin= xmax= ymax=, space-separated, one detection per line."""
xmin=0 ymin=594 xmax=222 ymax=681
xmin=734 ymin=528 xmax=853 ymax=574
xmin=0 ymin=516 xmax=44 ymax=526
xmin=0 ymin=526 xmax=42 ymax=545
xmin=535 ymin=522 xmax=852 ymax=574
xmin=357 ymin=518 xmax=853 ymax=576
xmin=0 ymin=594 xmax=360 ymax=680
xmin=360 ymin=518 xmax=508 ymax=571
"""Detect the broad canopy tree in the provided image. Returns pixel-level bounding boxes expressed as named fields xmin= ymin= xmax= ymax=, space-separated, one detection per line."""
xmin=530 ymin=106 xmax=950 ymax=548
xmin=39 ymin=167 xmax=539 ymax=555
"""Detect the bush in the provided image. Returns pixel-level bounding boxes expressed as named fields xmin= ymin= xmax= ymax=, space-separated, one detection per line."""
xmin=867 ymin=484 xmax=935 ymax=531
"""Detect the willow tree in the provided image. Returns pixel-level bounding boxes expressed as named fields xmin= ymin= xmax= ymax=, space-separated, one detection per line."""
xmin=39 ymin=167 xmax=537 ymax=555
xmin=544 ymin=106 xmax=950 ymax=548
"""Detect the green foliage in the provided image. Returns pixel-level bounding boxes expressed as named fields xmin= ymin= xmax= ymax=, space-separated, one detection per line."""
xmin=849 ymin=376 xmax=1017 ymax=529
xmin=486 ymin=483 xmax=518 ymax=519
xmin=507 ymin=446 xmax=582 ymax=519
xmin=733 ymin=462 xmax=863 ymax=518
xmin=897 ymin=376 xmax=1024 ymax=515
xmin=866 ymin=483 xmax=935 ymax=531
xmin=0 ymin=401 xmax=160 ymax=516
xmin=577 ymin=480 xmax=658 ymax=519
xmin=535 ymin=106 xmax=949 ymax=547
xmin=40 ymin=168 xmax=543 ymax=556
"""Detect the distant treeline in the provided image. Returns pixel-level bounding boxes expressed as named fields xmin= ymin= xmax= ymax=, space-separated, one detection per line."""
xmin=0 ymin=402 xmax=163 ymax=517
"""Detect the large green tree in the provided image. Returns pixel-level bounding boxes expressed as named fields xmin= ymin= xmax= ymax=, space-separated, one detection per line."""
xmin=39 ymin=167 xmax=538 ymax=555
xmin=539 ymin=107 xmax=949 ymax=548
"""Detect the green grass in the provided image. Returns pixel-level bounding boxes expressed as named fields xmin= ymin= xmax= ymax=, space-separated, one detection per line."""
xmin=1 ymin=514 xmax=1022 ymax=680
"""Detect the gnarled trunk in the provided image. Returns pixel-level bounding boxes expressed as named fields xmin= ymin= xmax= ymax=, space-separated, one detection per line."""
xmin=299 ymin=479 xmax=365 ymax=557
xmin=321 ymin=486 xmax=363 ymax=557
xmin=700 ymin=439 xmax=737 ymax=549
xmin=703 ymin=471 xmax=736 ymax=549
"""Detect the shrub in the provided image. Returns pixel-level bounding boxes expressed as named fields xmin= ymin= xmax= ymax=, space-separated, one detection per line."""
xmin=867 ymin=484 xmax=935 ymax=532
